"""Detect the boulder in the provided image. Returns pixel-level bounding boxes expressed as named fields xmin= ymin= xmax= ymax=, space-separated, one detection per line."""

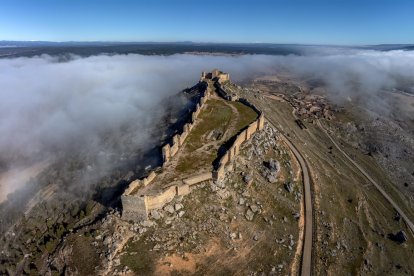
xmin=164 ymin=205 xmax=175 ymax=214
xmin=245 ymin=209 xmax=255 ymax=221
xmin=214 ymin=180 xmax=226 ymax=189
xmin=165 ymin=216 xmax=175 ymax=225
xmin=150 ymin=210 xmax=162 ymax=220
xmin=174 ymin=203 xmax=184 ymax=211
xmin=268 ymin=159 xmax=279 ymax=171
xmin=103 ymin=236 xmax=112 ymax=246
xmin=284 ymin=182 xmax=294 ymax=193
xmin=267 ymin=174 xmax=277 ymax=183
xmin=250 ymin=204 xmax=260 ymax=213
xmin=293 ymin=212 xmax=300 ymax=220
xmin=243 ymin=174 xmax=253 ymax=184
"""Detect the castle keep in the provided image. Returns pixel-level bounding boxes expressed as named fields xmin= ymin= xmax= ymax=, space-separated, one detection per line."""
xmin=121 ymin=70 xmax=265 ymax=222
xmin=200 ymin=69 xmax=230 ymax=83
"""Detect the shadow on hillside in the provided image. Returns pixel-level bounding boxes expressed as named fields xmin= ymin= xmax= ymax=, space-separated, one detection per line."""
xmin=213 ymin=124 xmax=250 ymax=170
xmin=94 ymin=82 xmax=207 ymax=210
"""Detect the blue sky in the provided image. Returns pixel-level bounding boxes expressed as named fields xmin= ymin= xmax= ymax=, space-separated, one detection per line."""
xmin=0 ymin=0 xmax=412 ymax=44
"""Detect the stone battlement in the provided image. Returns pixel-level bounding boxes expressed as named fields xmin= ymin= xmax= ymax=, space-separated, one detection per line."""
xmin=201 ymin=68 xmax=230 ymax=83
xmin=213 ymin=112 xmax=265 ymax=181
xmin=121 ymin=70 xmax=264 ymax=222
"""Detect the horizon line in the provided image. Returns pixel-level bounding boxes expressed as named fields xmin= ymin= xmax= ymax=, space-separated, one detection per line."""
xmin=1 ymin=40 xmax=414 ymax=48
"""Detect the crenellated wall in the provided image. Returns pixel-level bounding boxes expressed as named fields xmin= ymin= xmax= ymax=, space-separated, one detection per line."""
xmin=145 ymin=186 xmax=177 ymax=211
xmin=122 ymin=80 xmax=212 ymax=220
xmin=122 ymin=175 xmax=209 ymax=220
xmin=124 ymin=179 xmax=141 ymax=195
xmin=161 ymin=87 xmax=210 ymax=163
xmin=212 ymin=84 xmax=265 ymax=181
xmin=183 ymin=172 xmax=213 ymax=185
xmin=143 ymin=171 xmax=157 ymax=186
xmin=121 ymin=70 xmax=265 ymax=221
xmin=124 ymin=170 xmax=159 ymax=196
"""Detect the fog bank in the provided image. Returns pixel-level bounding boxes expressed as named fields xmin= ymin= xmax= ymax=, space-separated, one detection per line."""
xmin=1 ymin=49 xmax=414 ymax=200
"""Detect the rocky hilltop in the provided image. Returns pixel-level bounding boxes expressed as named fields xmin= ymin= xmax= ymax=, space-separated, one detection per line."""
xmin=1 ymin=70 xmax=413 ymax=275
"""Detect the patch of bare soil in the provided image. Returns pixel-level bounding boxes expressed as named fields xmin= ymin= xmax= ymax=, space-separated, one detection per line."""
xmin=156 ymin=253 xmax=197 ymax=275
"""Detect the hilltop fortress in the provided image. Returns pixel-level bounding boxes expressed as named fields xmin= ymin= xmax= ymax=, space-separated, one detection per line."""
xmin=121 ymin=70 xmax=265 ymax=222
xmin=200 ymin=69 xmax=230 ymax=83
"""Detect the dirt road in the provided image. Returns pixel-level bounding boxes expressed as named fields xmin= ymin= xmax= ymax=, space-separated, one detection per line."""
xmin=267 ymin=119 xmax=313 ymax=276
xmin=317 ymin=119 xmax=414 ymax=236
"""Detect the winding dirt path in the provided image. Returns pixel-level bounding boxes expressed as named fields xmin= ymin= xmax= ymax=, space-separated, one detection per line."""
xmin=221 ymin=97 xmax=241 ymax=139
xmin=317 ymin=119 xmax=414 ymax=236
xmin=266 ymin=118 xmax=313 ymax=276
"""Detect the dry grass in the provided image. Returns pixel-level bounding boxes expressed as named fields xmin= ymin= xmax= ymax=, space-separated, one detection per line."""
xmin=175 ymin=99 xmax=233 ymax=173
xmin=120 ymin=231 xmax=157 ymax=274
xmin=229 ymin=101 xmax=259 ymax=130
xmin=175 ymin=98 xmax=257 ymax=174
xmin=67 ymin=233 xmax=100 ymax=276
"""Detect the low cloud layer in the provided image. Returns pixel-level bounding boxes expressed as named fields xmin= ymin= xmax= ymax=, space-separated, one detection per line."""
xmin=1 ymin=49 xmax=414 ymax=201
xmin=0 ymin=53 xmax=276 ymax=201
xmin=278 ymin=49 xmax=414 ymax=100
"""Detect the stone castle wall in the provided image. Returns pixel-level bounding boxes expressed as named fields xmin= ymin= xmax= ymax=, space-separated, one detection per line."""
xmin=123 ymin=170 xmax=158 ymax=196
xmin=145 ymin=186 xmax=177 ymax=211
xmin=183 ymin=172 xmax=213 ymax=185
xmin=121 ymin=195 xmax=147 ymax=221
xmin=162 ymin=89 xmax=211 ymax=163
xmin=121 ymin=71 xmax=264 ymax=221
xmin=124 ymin=179 xmax=141 ymax=195
xmin=212 ymin=82 xmax=265 ymax=181
xmin=122 ymin=80 xmax=212 ymax=220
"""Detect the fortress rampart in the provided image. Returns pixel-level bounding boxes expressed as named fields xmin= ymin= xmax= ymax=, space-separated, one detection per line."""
xmin=121 ymin=70 xmax=264 ymax=221
xmin=212 ymin=81 xmax=265 ymax=180
xmin=213 ymin=112 xmax=265 ymax=180
xmin=215 ymin=82 xmax=239 ymax=101
xmin=162 ymin=88 xmax=212 ymax=163
xmin=145 ymin=186 xmax=177 ymax=211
